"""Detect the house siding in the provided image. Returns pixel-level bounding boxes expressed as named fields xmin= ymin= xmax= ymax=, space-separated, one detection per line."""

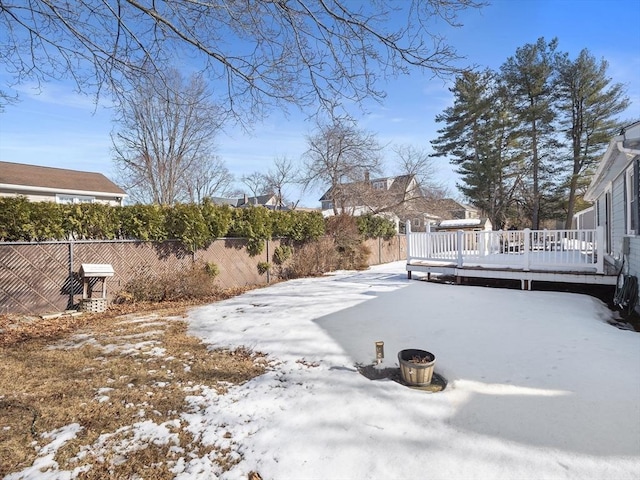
xmin=0 ymin=188 xmax=122 ymax=206
xmin=612 ymin=174 xmax=626 ymax=258
xmin=593 ymin=158 xmax=640 ymax=312
xmin=627 ymin=237 xmax=640 ymax=278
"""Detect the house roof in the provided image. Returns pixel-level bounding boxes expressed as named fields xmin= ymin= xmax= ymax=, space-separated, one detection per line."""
xmin=436 ymin=218 xmax=491 ymax=230
xmin=0 ymin=161 xmax=127 ymax=196
xmin=238 ymin=193 xmax=276 ymax=207
xmin=210 ymin=193 xmax=279 ymax=208
xmin=420 ymin=198 xmax=477 ymax=219
xmin=319 ymin=174 xmax=415 ymax=202
xmin=584 ymin=121 xmax=640 ymax=202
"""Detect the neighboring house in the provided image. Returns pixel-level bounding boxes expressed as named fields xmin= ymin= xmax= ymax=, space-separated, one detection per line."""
xmin=319 ymin=174 xmax=482 ymax=232
xmin=402 ymin=197 xmax=480 ymax=232
xmin=425 ymin=198 xmax=479 ymax=221
xmin=434 ymin=218 xmax=492 ymax=232
xmin=0 ymin=161 xmax=127 ymax=206
xmin=319 ymin=173 xmax=419 ymax=217
xmin=210 ymin=193 xmax=286 ymax=210
xmin=584 ymin=121 xmax=640 ymax=273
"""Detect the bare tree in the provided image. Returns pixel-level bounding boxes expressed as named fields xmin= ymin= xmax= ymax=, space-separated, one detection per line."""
xmin=112 ymin=70 xmax=223 ymax=204
xmin=393 ymin=144 xmax=448 ymax=199
xmin=301 ymin=117 xmax=383 ymax=215
xmin=0 ymin=1 xmax=484 ymax=116
xmin=186 ymin=156 xmax=235 ymax=204
xmin=264 ymin=156 xmax=298 ymax=209
xmin=240 ymin=172 xmax=270 ymax=199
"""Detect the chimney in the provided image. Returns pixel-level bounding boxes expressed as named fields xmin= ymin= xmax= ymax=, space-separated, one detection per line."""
xmin=364 ymin=170 xmax=370 ymax=183
xmin=243 ymin=193 xmax=248 ymax=205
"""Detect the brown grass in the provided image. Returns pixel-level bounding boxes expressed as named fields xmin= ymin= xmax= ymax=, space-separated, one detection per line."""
xmin=0 ymin=304 xmax=268 ymax=478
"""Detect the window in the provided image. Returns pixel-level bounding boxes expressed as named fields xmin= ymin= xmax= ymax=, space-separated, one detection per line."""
xmin=56 ymin=194 xmax=95 ymax=204
xmin=412 ymin=218 xmax=421 ymax=227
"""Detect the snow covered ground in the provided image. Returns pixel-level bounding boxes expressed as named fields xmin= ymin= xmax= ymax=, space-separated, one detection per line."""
xmin=184 ymin=261 xmax=640 ymax=479
xmin=9 ymin=261 xmax=639 ymax=479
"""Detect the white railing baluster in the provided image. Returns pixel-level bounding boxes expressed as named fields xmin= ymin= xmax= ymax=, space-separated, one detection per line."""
xmin=406 ymin=226 xmax=604 ymax=273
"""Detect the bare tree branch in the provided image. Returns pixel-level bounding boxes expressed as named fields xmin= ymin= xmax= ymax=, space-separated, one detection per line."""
xmin=0 ymin=0 xmax=485 ymax=117
xmin=112 ymin=69 xmax=224 ymax=204
xmin=301 ymin=116 xmax=383 ymax=215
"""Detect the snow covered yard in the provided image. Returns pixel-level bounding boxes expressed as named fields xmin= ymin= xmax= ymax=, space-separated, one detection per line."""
xmin=4 ymin=261 xmax=639 ymax=479
xmin=186 ymin=261 xmax=640 ymax=480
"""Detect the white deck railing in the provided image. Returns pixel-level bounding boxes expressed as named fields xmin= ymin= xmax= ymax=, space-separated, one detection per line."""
xmin=406 ymin=224 xmax=605 ymax=274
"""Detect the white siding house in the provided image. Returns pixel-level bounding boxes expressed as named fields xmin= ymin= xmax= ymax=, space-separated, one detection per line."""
xmin=584 ymin=121 xmax=640 ymax=288
xmin=0 ymin=161 xmax=127 ymax=206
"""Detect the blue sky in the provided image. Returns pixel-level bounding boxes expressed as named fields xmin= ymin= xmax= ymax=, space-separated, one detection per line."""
xmin=1 ymin=0 xmax=639 ymax=207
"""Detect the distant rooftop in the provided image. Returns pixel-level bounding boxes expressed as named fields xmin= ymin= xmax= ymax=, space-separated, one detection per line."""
xmin=0 ymin=161 xmax=126 ymax=195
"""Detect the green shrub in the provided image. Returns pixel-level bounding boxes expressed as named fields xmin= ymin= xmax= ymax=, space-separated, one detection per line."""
xmin=204 ymin=262 xmax=220 ymax=278
xmin=118 ymin=204 xmax=168 ymax=241
xmin=64 ymin=203 xmax=119 ymax=240
xmin=357 ymin=214 xmax=397 ymax=240
xmin=0 ymin=198 xmax=327 ymax=251
xmin=200 ymin=199 xmax=232 ymax=239
xmin=228 ymin=207 xmax=272 ymax=256
xmin=272 ymin=210 xmax=325 ymax=241
xmin=257 ymin=261 xmax=271 ymax=275
xmin=165 ymin=203 xmax=210 ymax=252
xmin=273 ymin=244 xmax=293 ymax=265
xmin=0 ymin=196 xmax=67 ymax=241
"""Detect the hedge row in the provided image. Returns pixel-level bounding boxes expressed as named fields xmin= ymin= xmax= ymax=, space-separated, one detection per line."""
xmin=0 ymin=197 xmax=396 ymax=253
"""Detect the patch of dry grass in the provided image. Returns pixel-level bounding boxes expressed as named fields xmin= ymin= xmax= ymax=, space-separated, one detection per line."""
xmin=0 ymin=305 xmax=268 ymax=478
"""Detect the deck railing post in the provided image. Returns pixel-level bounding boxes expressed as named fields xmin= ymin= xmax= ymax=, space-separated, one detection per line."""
xmin=523 ymin=228 xmax=531 ymax=271
xmin=405 ymin=220 xmax=412 ymax=263
xmin=479 ymin=231 xmax=486 ymax=257
xmin=596 ymin=225 xmax=604 ymax=273
xmin=456 ymin=230 xmax=464 ymax=267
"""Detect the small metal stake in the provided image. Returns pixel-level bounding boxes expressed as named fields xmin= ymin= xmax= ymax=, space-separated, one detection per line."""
xmin=375 ymin=341 xmax=384 ymax=364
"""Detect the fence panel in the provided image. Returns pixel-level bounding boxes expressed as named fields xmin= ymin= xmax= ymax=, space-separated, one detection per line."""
xmin=364 ymin=237 xmax=406 ymax=265
xmin=0 ymin=243 xmax=71 ymax=314
xmin=1 ymin=235 xmax=403 ymax=316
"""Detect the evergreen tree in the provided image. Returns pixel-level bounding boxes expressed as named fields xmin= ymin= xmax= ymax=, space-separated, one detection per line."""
xmin=431 ymin=70 xmax=522 ymax=229
xmin=554 ymin=49 xmax=629 ymax=228
xmin=501 ymin=37 xmax=559 ymax=229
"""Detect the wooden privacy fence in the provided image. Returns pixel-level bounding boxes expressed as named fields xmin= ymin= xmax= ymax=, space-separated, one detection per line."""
xmin=0 ymin=236 xmax=406 ymax=315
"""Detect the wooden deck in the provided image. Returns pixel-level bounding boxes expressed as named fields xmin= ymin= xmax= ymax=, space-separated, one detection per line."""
xmin=405 ymin=225 xmax=617 ymax=289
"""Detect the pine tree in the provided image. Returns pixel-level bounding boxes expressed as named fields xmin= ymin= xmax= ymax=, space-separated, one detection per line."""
xmin=555 ymin=49 xmax=629 ymax=228
xmin=431 ymin=70 xmax=522 ymax=229
xmin=501 ymin=38 xmax=559 ymax=229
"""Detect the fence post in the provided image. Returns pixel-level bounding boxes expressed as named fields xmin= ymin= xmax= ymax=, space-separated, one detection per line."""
xmin=68 ymin=240 xmax=74 ymax=309
xmin=405 ymin=220 xmax=412 ymax=263
xmin=266 ymin=238 xmax=271 ymax=284
xmin=523 ymin=228 xmax=531 ymax=271
xmin=456 ymin=230 xmax=463 ymax=267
